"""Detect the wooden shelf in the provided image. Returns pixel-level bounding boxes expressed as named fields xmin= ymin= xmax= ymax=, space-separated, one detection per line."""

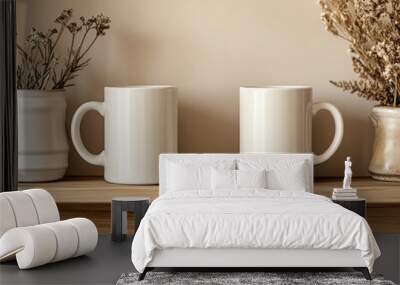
xmin=314 ymin=177 xmax=400 ymax=204
xmin=19 ymin=176 xmax=159 ymax=203
xmin=19 ymin=176 xmax=400 ymax=204
xmin=18 ymin=177 xmax=400 ymax=234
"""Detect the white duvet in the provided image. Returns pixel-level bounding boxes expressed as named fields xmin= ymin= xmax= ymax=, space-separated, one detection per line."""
xmin=131 ymin=190 xmax=380 ymax=273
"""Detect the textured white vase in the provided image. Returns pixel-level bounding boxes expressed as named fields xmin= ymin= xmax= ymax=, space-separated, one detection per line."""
xmin=18 ymin=90 xmax=69 ymax=182
xmin=71 ymin=86 xmax=178 ymax=184
xmin=368 ymin=106 xmax=400 ymax=181
xmin=240 ymin=86 xmax=343 ymax=165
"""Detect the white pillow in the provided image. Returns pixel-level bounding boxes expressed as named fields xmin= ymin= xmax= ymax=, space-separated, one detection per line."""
xmin=266 ymin=163 xmax=307 ymax=191
xmin=167 ymin=163 xmax=211 ymax=191
xmin=211 ymin=169 xmax=267 ymax=190
xmin=166 ymin=160 xmax=236 ymax=192
xmin=238 ymin=159 xmax=309 ymax=191
xmin=211 ymin=169 xmax=236 ymax=190
xmin=237 ymin=169 xmax=267 ymax=188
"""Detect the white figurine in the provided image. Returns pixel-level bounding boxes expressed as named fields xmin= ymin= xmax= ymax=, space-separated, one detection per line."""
xmin=343 ymin=156 xmax=352 ymax=189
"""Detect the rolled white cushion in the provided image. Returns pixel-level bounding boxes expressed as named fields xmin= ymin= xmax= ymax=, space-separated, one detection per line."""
xmin=65 ymin=218 xmax=98 ymax=257
xmin=0 ymin=218 xmax=98 ymax=269
xmin=0 ymin=226 xmax=57 ymax=269
xmin=23 ymin=189 xmax=60 ymax=224
xmin=0 ymin=196 xmax=17 ymax=237
xmin=43 ymin=221 xmax=79 ymax=262
xmin=1 ymin=192 xmax=39 ymax=227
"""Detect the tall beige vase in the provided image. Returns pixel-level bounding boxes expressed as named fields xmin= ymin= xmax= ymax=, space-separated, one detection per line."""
xmin=369 ymin=106 xmax=400 ymax=181
xmin=18 ymin=90 xmax=69 ymax=182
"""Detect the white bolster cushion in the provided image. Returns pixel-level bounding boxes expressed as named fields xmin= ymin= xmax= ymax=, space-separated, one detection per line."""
xmin=0 ymin=218 xmax=98 ymax=269
xmin=1 ymin=192 xmax=39 ymax=227
xmin=23 ymin=189 xmax=60 ymax=224
xmin=65 ymin=218 xmax=98 ymax=257
xmin=0 ymin=226 xmax=57 ymax=268
xmin=0 ymin=189 xmax=59 ymax=237
xmin=0 ymin=196 xmax=17 ymax=237
xmin=42 ymin=221 xmax=79 ymax=262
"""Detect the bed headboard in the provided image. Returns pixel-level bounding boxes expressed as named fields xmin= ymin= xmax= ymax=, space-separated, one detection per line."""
xmin=159 ymin=153 xmax=314 ymax=195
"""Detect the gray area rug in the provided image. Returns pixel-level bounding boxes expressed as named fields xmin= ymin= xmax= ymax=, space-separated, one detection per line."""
xmin=116 ymin=272 xmax=396 ymax=285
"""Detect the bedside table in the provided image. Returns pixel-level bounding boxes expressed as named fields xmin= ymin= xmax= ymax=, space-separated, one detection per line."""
xmin=111 ymin=197 xmax=151 ymax=242
xmin=332 ymin=199 xmax=366 ymax=218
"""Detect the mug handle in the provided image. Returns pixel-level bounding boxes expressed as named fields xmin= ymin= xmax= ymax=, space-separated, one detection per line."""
xmin=71 ymin=102 xmax=105 ymax=166
xmin=312 ymin=102 xmax=344 ymax=165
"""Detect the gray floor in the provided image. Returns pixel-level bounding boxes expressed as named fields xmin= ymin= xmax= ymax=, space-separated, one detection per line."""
xmin=1 ymin=235 xmax=398 ymax=285
xmin=0 ymin=235 xmax=134 ymax=285
xmin=374 ymin=235 xmax=400 ymax=284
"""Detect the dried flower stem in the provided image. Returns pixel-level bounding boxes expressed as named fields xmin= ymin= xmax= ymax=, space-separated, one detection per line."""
xmin=319 ymin=0 xmax=400 ymax=107
xmin=17 ymin=9 xmax=111 ymax=90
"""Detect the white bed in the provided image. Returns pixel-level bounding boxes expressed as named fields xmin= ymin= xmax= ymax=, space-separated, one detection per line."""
xmin=131 ymin=153 xmax=380 ymax=280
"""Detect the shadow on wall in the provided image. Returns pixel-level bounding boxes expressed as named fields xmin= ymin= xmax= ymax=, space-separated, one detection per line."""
xmin=178 ymin=96 xmax=239 ymax=153
xmin=64 ymin=31 xmax=156 ymax=177
xmin=18 ymin=0 xmax=377 ymax=177
xmin=313 ymin=110 xmax=373 ymax=177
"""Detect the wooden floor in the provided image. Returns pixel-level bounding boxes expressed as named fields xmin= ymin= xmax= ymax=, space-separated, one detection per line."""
xmin=19 ymin=177 xmax=400 ymax=234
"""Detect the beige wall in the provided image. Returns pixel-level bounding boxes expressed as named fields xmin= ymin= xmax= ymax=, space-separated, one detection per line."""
xmin=17 ymin=0 xmax=376 ymax=177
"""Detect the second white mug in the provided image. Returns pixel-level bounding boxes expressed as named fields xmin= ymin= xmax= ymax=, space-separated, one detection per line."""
xmin=240 ymin=86 xmax=343 ymax=164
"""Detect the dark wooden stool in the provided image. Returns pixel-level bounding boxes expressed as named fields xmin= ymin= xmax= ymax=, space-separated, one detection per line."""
xmin=332 ymin=198 xmax=366 ymax=218
xmin=111 ymin=197 xmax=150 ymax=241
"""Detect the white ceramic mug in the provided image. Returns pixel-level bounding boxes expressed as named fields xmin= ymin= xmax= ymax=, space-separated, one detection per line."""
xmin=71 ymin=86 xmax=178 ymax=184
xmin=240 ymin=86 xmax=343 ymax=164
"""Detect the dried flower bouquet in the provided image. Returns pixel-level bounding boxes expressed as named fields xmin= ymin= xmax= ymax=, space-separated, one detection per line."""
xmin=17 ymin=9 xmax=111 ymax=90
xmin=319 ymin=0 xmax=400 ymax=107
